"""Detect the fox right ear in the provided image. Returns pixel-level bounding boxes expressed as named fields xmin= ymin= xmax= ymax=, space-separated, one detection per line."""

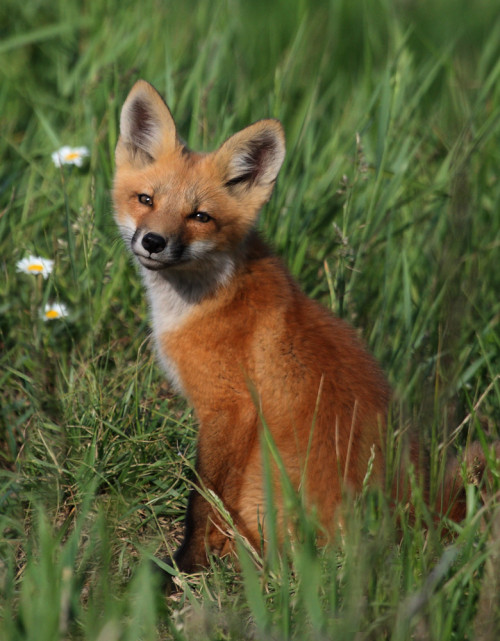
xmin=116 ymin=80 xmax=177 ymax=165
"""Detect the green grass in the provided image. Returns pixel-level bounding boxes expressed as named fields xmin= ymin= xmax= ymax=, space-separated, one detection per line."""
xmin=1 ymin=0 xmax=500 ymax=638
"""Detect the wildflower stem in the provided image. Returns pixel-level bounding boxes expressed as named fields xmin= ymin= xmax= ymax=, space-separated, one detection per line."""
xmin=59 ymin=167 xmax=78 ymax=285
xmin=31 ymin=273 xmax=43 ymax=351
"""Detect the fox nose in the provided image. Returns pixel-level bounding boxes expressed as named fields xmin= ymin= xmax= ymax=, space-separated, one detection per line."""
xmin=142 ymin=232 xmax=167 ymax=254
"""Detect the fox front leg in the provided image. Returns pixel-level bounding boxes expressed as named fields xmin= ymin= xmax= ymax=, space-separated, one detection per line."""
xmin=173 ymin=486 xmax=221 ymax=573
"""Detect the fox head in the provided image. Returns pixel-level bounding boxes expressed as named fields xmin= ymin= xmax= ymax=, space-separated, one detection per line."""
xmin=113 ymin=80 xmax=285 ymax=275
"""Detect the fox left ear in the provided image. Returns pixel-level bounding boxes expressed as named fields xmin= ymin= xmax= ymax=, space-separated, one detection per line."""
xmin=217 ymin=120 xmax=286 ymax=194
xmin=116 ymin=80 xmax=177 ymax=166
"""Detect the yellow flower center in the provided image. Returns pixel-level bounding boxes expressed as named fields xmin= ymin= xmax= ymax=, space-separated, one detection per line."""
xmin=45 ymin=309 xmax=60 ymax=319
xmin=28 ymin=264 xmax=44 ymax=273
xmin=65 ymin=152 xmax=80 ymax=160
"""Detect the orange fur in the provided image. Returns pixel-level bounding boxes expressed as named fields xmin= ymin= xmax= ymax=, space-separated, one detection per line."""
xmin=113 ymin=80 xmax=497 ymax=573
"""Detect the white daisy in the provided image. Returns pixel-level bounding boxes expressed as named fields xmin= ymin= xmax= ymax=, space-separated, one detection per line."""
xmin=16 ymin=255 xmax=54 ymax=279
xmin=51 ymin=146 xmax=90 ymax=168
xmin=43 ymin=302 xmax=69 ymax=321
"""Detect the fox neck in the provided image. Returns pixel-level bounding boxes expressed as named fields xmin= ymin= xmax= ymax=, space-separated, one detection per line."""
xmin=144 ymin=252 xmax=235 ymax=301
xmin=139 ymin=229 xmax=266 ymax=316
xmin=139 ymin=251 xmax=236 ymax=394
xmin=141 ymin=250 xmax=236 ymax=329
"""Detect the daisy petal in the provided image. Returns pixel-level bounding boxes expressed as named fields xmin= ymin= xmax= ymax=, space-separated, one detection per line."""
xmin=16 ymin=255 xmax=54 ymax=279
xmin=52 ymin=145 xmax=90 ymax=167
xmin=43 ymin=302 xmax=69 ymax=321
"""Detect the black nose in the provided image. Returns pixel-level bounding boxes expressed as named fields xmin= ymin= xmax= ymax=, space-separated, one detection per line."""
xmin=142 ymin=232 xmax=167 ymax=254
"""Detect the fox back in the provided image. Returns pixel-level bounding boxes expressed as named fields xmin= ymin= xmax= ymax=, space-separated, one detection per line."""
xmin=113 ymin=80 xmax=392 ymax=572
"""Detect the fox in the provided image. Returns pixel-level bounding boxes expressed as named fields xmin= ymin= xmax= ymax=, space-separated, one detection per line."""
xmin=113 ymin=80 xmax=498 ymax=574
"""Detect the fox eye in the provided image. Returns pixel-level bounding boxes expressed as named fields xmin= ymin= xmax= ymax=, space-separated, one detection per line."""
xmin=191 ymin=211 xmax=212 ymax=223
xmin=138 ymin=193 xmax=153 ymax=206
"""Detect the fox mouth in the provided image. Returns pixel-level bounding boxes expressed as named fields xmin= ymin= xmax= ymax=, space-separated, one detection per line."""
xmin=136 ymin=252 xmax=189 ymax=271
xmin=130 ymin=230 xmax=186 ymax=271
xmin=136 ymin=254 xmax=169 ymax=270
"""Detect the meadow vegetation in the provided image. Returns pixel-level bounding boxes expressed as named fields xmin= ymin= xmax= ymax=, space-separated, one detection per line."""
xmin=1 ymin=0 xmax=500 ymax=638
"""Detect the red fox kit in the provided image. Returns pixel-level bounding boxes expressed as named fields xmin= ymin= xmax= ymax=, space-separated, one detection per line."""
xmin=113 ymin=80 xmax=497 ymax=573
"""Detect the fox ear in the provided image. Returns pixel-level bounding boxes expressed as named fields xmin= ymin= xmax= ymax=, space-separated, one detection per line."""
xmin=116 ymin=80 xmax=177 ymax=165
xmin=217 ymin=120 xmax=285 ymax=194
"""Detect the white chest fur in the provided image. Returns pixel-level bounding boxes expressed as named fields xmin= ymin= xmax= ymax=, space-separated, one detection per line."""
xmin=139 ymin=252 xmax=236 ymax=393
xmin=141 ymin=269 xmax=195 ymax=394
